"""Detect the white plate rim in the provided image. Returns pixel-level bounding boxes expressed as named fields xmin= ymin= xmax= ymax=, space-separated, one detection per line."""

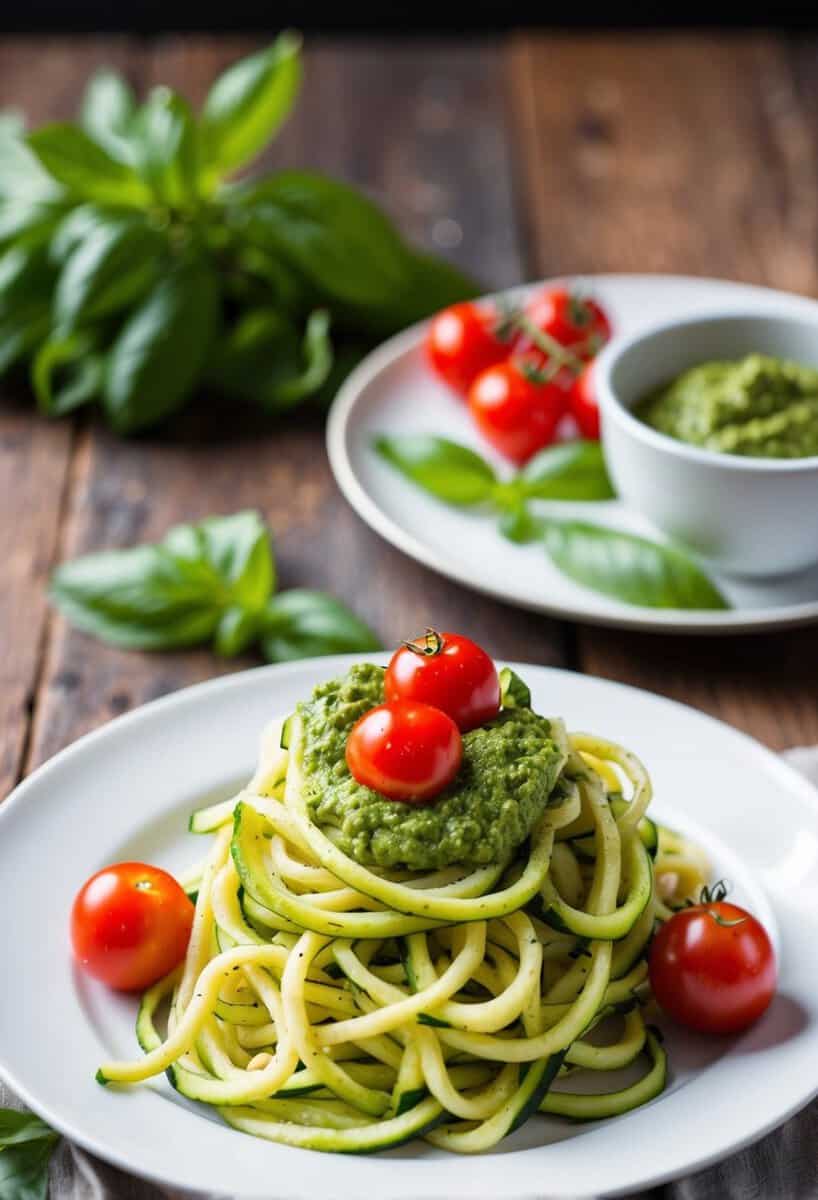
xmin=326 ymin=273 xmax=818 ymax=635
xmin=2 ymin=655 xmax=818 ymax=1200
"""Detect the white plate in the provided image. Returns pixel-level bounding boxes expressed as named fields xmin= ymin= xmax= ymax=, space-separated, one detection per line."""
xmin=2 ymin=656 xmax=818 ymax=1199
xmin=327 ymin=274 xmax=818 ymax=633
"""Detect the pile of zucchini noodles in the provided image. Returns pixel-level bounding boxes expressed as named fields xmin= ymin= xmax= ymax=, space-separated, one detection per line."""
xmin=98 ymin=702 xmax=708 ymax=1154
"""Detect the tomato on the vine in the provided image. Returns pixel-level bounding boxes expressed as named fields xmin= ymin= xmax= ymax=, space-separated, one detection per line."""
xmin=345 ymin=700 xmax=462 ymax=803
xmin=468 ymin=358 xmax=567 ymax=464
xmin=569 ymin=361 xmax=601 ymax=440
xmin=426 ymin=302 xmax=509 ymax=396
xmin=649 ymin=884 xmax=777 ymax=1035
xmin=518 ymin=287 xmax=611 ymax=359
xmin=71 ymin=862 xmax=194 ymax=992
xmin=385 ymin=630 xmax=500 ymax=733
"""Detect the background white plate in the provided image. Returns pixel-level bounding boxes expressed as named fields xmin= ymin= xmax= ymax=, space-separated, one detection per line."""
xmin=327 ymin=274 xmax=818 ymax=633
xmin=2 ymin=656 xmax=818 ymax=1199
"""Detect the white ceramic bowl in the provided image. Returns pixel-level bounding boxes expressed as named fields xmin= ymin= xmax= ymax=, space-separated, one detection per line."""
xmin=596 ymin=311 xmax=818 ymax=577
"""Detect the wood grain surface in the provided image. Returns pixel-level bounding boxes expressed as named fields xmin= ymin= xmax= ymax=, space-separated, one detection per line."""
xmin=2 ymin=32 xmax=817 ymax=800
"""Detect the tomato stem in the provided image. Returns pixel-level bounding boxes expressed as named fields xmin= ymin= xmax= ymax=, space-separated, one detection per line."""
xmin=514 ymin=313 xmax=585 ymax=374
xmin=401 ymin=628 xmax=444 ymax=657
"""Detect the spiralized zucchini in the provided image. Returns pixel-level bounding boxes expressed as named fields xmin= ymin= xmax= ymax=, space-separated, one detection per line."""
xmin=98 ymin=705 xmax=708 ymax=1154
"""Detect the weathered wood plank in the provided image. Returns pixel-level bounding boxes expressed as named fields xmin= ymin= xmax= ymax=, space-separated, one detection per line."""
xmin=28 ymin=36 xmax=571 ymax=771
xmin=508 ymin=33 xmax=818 ymax=748
xmin=0 ymin=38 xmax=136 ymax=799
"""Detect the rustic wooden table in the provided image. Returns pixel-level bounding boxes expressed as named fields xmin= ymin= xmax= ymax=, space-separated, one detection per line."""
xmin=3 ymin=29 xmax=818 ymax=806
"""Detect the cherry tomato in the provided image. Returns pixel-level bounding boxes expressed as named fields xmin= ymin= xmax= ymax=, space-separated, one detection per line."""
xmin=71 ymin=862 xmax=194 ymax=992
xmin=426 ymin=302 xmax=509 ymax=396
xmin=468 ymin=358 xmax=567 ymax=464
xmin=385 ymin=629 xmax=501 ymax=733
xmin=518 ymin=287 xmax=611 ymax=359
xmin=569 ymin=361 xmax=600 ymax=440
xmin=345 ymin=700 xmax=462 ymax=803
xmin=649 ymin=890 xmax=776 ymax=1035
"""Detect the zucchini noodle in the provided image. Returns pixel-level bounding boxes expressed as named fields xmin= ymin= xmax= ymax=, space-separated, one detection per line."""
xmin=98 ymin=697 xmax=708 ymax=1154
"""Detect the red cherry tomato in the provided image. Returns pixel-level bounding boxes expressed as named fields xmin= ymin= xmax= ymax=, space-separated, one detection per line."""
xmin=71 ymin=863 xmax=194 ymax=992
xmin=519 ymin=287 xmax=611 ymax=359
xmin=649 ymin=891 xmax=777 ymax=1035
xmin=345 ymin=700 xmax=462 ymax=803
xmin=385 ymin=630 xmax=501 ymax=733
xmin=468 ymin=358 xmax=567 ymax=464
xmin=426 ymin=302 xmax=509 ymax=396
xmin=569 ymin=361 xmax=600 ymax=440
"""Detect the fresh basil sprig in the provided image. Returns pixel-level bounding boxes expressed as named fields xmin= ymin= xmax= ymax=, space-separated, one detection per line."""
xmin=0 ymin=34 xmax=477 ymax=433
xmin=50 ymin=510 xmax=380 ymax=660
xmin=374 ymin=433 xmax=727 ymax=611
xmin=0 ymin=1109 xmax=59 ymax=1200
xmin=374 ymin=434 xmax=614 ymax=512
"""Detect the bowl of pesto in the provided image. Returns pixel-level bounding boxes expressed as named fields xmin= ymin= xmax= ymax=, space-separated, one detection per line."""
xmin=595 ymin=311 xmax=818 ymax=578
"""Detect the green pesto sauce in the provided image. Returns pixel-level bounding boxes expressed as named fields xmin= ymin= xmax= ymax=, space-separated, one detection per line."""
xmin=634 ymin=354 xmax=818 ymax=458
xmin=296 ymin=662 xmax=564 ymax=871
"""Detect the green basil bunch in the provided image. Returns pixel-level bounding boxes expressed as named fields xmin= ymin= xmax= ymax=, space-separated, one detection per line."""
xmin=50 ymin=510 xmax=380 ymax=660
xmin=375 ymin=435 xmax=727 ymax=610
xmin=0 ymin=34 xmax=476 ymax=433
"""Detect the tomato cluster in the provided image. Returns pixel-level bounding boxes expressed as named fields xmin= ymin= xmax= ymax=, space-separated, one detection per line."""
xmin=425 ymin=286 xmax=612 ymax=464
xmin=346 ymin=631 xmax=500 ymax=803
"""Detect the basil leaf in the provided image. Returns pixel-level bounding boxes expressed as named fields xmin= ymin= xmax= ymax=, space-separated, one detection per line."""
xmin=104 ymin=254 xmax=218 ymax=433
xmin=200 ymin=32 xmax=302 ymax=181
xmin=542 ymin=520 xmax=729 ymax=610
xmin=499 ymin=667 xmax=532 ymax=709
xmin=163 ymin=511 xmax=274 ymax=613
xmin=0 ymin=245 xmax=54 ymax=373
xmin=498 ymin=503 xmax=542 ymax=545
xmin=214 ymin=605 xmax=262 ymax=657
xmin=49 ymin=204 xmax=108 ymax=264
xmin=50 ymin=544 xmax=224 ymax=649
xmin=518 ymin=441 xmax=615 ymax=501
xmin=80 ymin=69 xmax=137 ymax=164
xmin=234 ymin=172 xmax=410 ymax=308
xmin=208 ymin=307 xmax=332 ymax=411
xmin=0 ymin=1111 xmax=55 ymax=1149
xmin=261 ymin=589 xmax=380 ymax=663
xmin=27 ymin=125 xmax=152 ymax=207
xmin=51 ymin=511 xmax=275 ymax=650
xmin=32 ymin=333 xmax=104 ymax=415
xmin=133 ymin=88 xmax=199 ymax=206
xmin=0 ymin=121 xmax=60 ymax=201
xmin=352 ymin=248 xmax=478 ymax=336
xmin=55 ymin=216 xmax=164 ymax=330
xmin=374 ymin=435 xmax=497 ymax=505
xmin=0 ymin=1131 xmax=58 ymax=1200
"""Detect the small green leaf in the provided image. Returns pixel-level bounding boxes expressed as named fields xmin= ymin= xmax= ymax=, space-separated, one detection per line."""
xmin=132 ymin=88 xmax=199 ymax=206
xmin=214 ymin=605 xmax=262 ymax=656
xmin=497 ymin=502 xmax=542 ymax=545
xmin=499 ymin=667 xmax=532 ymax=709
xmin=54 ymin=216 xmax=164 ymax=330
xmin=164 ymin=511 xmax=275 ymax=612
xmin=50 ymin=511 xmax=276 ymax=652
xmin=0 ymin=244 xmax=54 ymax=374
xmin=80 ymin=69 xmax=137 ymax=164
xmin=518 ymin=441 xmax=616 ymax=501
xmin=374 ymin=435 xmax=497 ymax=505
xmin=50 ymin=545 xmax=223 ymax=650
xmin=208 ymin=307 xmax=332 ymax=412
xmin=234 ymin=171 xmax=410 ymax=309
xmin=0 ymin=1130 xmax=58 ymax=1200
xmin=261 ymin=590 xmax=380 ymax=663
xmin=27 ymin=124 xmax=152 ymax=207
xmin=200 ymin=33 xmax=302 ymax=181
xmin=0 ymin=1110 xmax=56 ymax=1149
xmin=542 ymin=520 xmax=729 ymax=610
xmin=49 ymin=204 xmax=108 ymax=264
xmin=104 ymin=254 xmax=219 ymax=433
xmin=32 ymin=333 xmax=104 ymax=416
